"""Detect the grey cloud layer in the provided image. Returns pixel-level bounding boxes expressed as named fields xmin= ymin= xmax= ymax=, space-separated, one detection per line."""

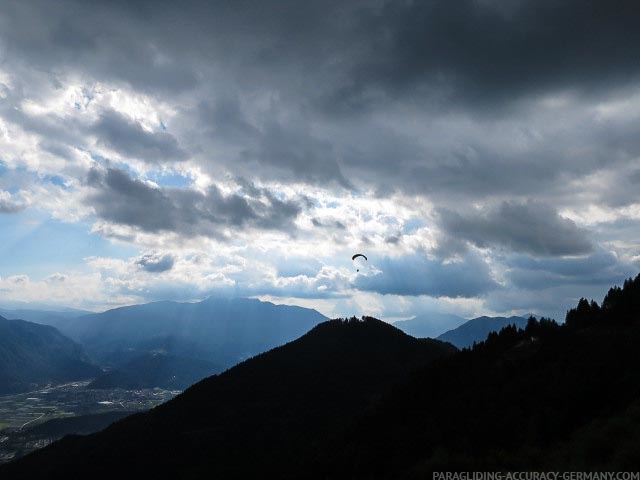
xmin=92 ymin=110 xmax=187 ymax=164
xmin=504 ymin=248 xmax=636 ymax=291
xmin=3 ymin=1 xmax=639 ymax=187
xmin=438 ymin=202 xmax=593 ymax=256
xmin=86 ymin=168 xmax=302 ymax=237
xmin=336 ymin=0 xmax=640 ymax=109
xmin=6 ymin=0 xmax=636 ymax=103
xmin=1 ymin=0 xmax=639 ymax=201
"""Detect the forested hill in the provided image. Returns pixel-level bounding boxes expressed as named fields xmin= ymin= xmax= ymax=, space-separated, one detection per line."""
xmin=88 ymin=352 xmax=217 ymax=390
xmin=322 ymin=274 xmax=640 ymax=476
xmin=1 ymin=317 xmax=455 ymax=479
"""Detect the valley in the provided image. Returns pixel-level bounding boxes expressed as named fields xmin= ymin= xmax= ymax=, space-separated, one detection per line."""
xmin=0 ymin=380 xmax=179 ymax=463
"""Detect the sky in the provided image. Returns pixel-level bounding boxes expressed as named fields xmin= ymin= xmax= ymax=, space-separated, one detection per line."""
xmin=0 ymin=0 xmax=639 ymax=323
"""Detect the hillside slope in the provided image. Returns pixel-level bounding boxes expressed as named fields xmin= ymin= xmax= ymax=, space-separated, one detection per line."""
xmin=321 ymin=276 xmax=640 ymax=476
xmin=0 ymin=316 xmax=100 ymax=394
xmin=88 ymin=353 xmax=217 ymax=390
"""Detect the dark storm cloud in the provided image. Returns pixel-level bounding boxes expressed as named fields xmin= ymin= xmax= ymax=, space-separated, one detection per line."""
xmin=197 ymin=98 xmax=352 ymax=186
xmin=247 ymin=120 xmax=351 ymax=187
xmin=2 ymin=0 xmax=639 ymax=192
xmin=5 ymin=0 xmax=639 ymax=111
xmin=9 ymin=1 xmax=640 ymax=106
xmin=92 ymin=110 xmax=187 ymax=164
xmin=438 ymin=201 xmax=593 ymax=256
xmin=355 ymin=252 xmax=498 ymax=297
xmin=0 ymin=1 xmax=198 ymax=94
xmin=86 ymin=167 xmax=302 ymax=237
xmin=323 ymin=0 xmax=640 ymax=112
xmin=136 ymin=253 xmax=175 ymax=273
xmin=197 ymin=99 xmax=259 ymax=144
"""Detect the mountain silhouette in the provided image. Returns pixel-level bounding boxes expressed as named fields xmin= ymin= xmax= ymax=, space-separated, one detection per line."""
xmin=5 ymin=274 xmax=640 ymax=477
xmin=320 ymin=275 xmax=640 ymax=476
xmin=1 ymin=317 xmax=455 ymax=479
xmin=0 ymin=316 xmax=100 ymax=394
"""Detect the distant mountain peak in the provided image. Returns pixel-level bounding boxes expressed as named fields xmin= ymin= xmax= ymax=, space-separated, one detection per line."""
xmin=437 ymin=315 xmax=529 ymax=348
xmin=44 ymin=297 xmax=329 ymax=369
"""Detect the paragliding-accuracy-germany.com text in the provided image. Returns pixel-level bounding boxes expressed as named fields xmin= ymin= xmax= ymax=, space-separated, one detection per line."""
xmin=433 ymin=473 xmax=640 ymax=480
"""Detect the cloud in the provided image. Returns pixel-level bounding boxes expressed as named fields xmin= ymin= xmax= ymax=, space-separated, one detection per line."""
xmin=85 ymin=167 xmax=302 ymax=238
xmin=136 ymin=252 xmax=175 ymax=273
xmin=92 ymin=109 xmax=187 ymax=164
xmin=355 ymin=252 xmax=498 ymax=298
xmin=2 ymin=0 xmax=639 ymax=198
xmin=438 ymin=201 xmax=593 ymax=256
xmin=0 ymin=0 xmax=639 ymax=319
xmin=45 ymin=273 xmax=67 ymax=283
xmin=311 ymin=217 xmax=346 ymax=230
xmin=316 ymin=0 xmax=640 ymax=112
xmin=505 ymin=248 xmax=636 ymax=290
xmin=0 ymin=190 xmax=29 ymax=213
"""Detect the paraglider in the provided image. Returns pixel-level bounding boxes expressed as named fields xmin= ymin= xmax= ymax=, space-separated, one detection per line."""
xmin=352 ymin=253 xmax=367 ymax=272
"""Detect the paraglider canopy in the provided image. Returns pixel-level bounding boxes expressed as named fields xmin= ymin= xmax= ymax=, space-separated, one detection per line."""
xmin=352 ymin=253 xmax=367 ymax=272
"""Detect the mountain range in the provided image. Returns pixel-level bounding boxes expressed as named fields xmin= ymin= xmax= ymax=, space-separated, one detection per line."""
xmin=394 ymin=313 xmax=536 ymax=348
xmin=0 ymin=308 xmax=89 ymax=331
xmin=27 ymin=297 xmax=328 ymax=368
xmin=0 ymin=298 xmax=327 ymax=393
xmin=4 ymin=300 xmax=536 ymax=363
xmin=3 ymin=274 xmax=640 ymax=477
xmin=436 ymin=315 xmax=531 ymax=348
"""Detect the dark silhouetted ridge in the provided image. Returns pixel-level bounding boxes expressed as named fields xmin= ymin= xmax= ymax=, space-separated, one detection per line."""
xmin=1 ymin=316 xmax=455 ymax=479
xmin=320 ymin=275 xmax=640 ymax=476
xmin=7 ymin=274 xmax=640 ymax=478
